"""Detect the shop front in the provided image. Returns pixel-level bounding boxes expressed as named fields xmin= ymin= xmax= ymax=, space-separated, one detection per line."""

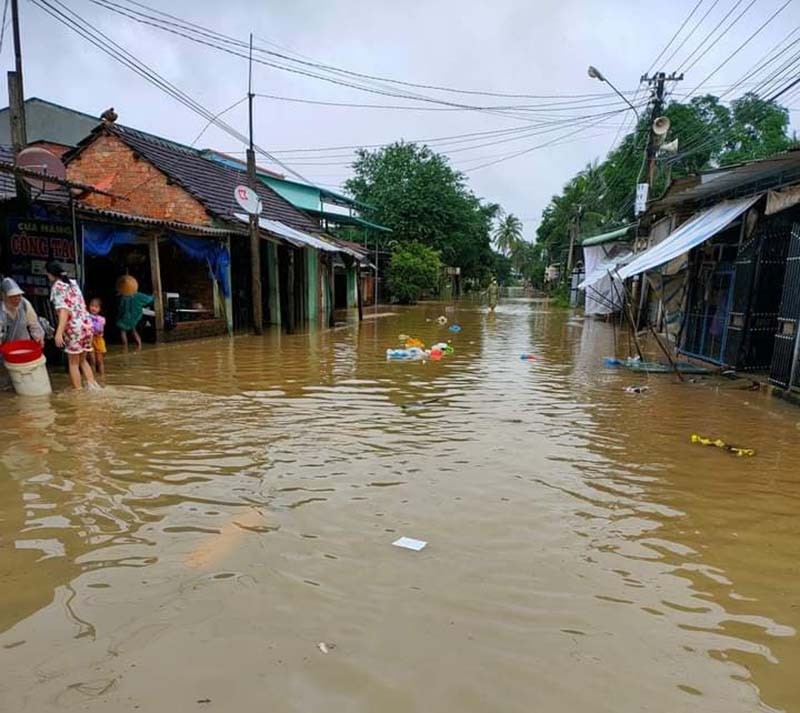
xmin=80 ymin=219 xmax=233 ymax=344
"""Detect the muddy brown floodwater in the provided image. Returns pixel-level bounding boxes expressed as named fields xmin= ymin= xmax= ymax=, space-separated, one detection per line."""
xmin=1 ymin=300 xmax=799 ymax=712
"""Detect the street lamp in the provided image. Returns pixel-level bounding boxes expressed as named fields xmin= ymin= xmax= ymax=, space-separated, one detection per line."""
xmin=588 ymin=65 xmax=640 ymax=122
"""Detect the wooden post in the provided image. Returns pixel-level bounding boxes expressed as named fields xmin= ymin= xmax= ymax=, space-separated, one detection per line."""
xmin=149 ymin=234 xmax=165 ymax=338
xmin=356 ymin=263 xmax=364 ymax=322
xmin=286 ymin=247 xmax=295 ymax=334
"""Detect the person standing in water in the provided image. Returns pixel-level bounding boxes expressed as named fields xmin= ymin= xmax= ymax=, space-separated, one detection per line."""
xmin=487 ymin=278 xmax=499 ymax=312
xmin=1 ymin=277 xmax=46 ymax=389
xmin=116 ymin=275 xmax=153 ymax=350
xmin=45 ymin=261 xmax=98 ymax=390
xmin=1 ymin=277 xmax=45 ymax=346
xmin=88 ymin=297 xmax=107 ymax=377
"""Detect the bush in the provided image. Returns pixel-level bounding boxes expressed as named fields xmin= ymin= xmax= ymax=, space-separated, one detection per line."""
xmin=387 ymin=242 xmax=442 ymax=304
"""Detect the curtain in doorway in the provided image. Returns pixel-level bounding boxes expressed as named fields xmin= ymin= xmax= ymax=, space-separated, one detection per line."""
xmin=168 ymin=234 xmax=231 ymax=299
xmin=82 ymin=223 xmax=139 ymax=256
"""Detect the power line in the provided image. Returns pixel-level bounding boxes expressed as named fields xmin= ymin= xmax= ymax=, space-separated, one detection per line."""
xmin=660 ymin=0 xmax=722 ymax=70
xmin=646 ymin=0 xmax=706 ymax=73
xmin=95 ymin=0 xmax=641 ymax=102
xmin=686 ymin=0 xmax=793 ymax=96
xmin=30 ymin=0 xmax=323 ymax=190
xmin=675 ymin=0 xmax=751 ymax=74
xmin=253 ymin=91 xmax=647 ymax=115
xmin=85 ymin=0 xmax=637 ymax=125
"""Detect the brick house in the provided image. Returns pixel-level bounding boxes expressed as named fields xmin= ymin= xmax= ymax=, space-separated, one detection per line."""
xmin=65 ymin=122 xmax=345 ymax=342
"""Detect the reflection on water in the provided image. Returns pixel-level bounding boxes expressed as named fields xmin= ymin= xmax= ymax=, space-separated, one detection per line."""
xmin=1 ymin=300 xmax=798 ymax=712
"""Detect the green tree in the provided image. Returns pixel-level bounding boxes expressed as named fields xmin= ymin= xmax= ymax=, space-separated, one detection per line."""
xmin=386 ymin=242 xmax=442 ymax=304
xmin=535 ymin=92 xmax=793 ymax=264
xmin=493 ymin=251 xmax=513 ymax=285
xmin=345 ymin=142 xmax=498 ymax=281
xmin=721 ymin=93 xmax=791 ymax=165
xmin=493 ymin=213 xmax=523 ymax=255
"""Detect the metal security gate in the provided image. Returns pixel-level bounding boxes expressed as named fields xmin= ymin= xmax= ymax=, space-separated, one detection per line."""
xmin=770 ymin=224 xmax=800 ymax=389
xmin=724 ymin=221 xmax=791 ymax=371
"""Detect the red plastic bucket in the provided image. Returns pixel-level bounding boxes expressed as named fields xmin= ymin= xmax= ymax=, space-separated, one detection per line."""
xmin=0 ymin=339 xmax=43 ymax=364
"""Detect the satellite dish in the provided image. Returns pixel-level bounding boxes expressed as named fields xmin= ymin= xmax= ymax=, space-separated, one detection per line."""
xmin=652 ymin=116 xmax=671 ymax=136
xmin=16 ymin=147 xmax=66 ymax=192
xmin=234 ymin=184 xmax=262 ymax=215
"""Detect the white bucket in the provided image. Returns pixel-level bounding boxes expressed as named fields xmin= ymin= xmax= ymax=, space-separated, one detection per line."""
xmin=5 ymin=355 xmax=52 ymax=396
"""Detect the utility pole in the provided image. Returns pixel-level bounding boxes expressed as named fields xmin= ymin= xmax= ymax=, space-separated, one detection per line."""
xmin=566 ymin=204 xmax=581 ymax=277
xmin=8 ymin=0 xmax=28 ymax=199
xmin=247 ymin=33 xmax=263 ymax=335
xmin=641 ymin=71 xmax=683 ymax=191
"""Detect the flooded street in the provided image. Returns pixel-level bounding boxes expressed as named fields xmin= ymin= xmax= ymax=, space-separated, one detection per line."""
xmin=1 ymin=300 xmax=799 ymax=712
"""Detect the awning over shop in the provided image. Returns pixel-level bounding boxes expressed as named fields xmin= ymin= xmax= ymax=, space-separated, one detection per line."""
xmin=233 ymin=213 xmax=339 ymax=252
xmin=581 ymin=224 xmax=636 ymax=247
xmin=617 ymin=195 xmax=760 ymax=280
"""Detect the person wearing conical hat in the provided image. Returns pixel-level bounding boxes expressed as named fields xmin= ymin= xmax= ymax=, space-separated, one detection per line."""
xmin=1 ymin=277 xmax=45 ymax=389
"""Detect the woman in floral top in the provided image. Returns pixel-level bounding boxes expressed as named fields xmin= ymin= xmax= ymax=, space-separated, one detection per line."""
xmin=46 ymin=261 xmax=98 ymax=390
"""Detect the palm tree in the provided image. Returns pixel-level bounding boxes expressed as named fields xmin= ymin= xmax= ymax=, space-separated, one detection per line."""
xmin=493 ymin=213 xmax=523 ymax=256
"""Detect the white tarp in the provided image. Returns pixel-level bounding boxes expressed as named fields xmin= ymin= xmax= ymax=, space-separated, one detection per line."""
xmin=616 ymin=195 xmax=761 ymax=280
xmin=580 ymin=243 xmax=632 ymax=316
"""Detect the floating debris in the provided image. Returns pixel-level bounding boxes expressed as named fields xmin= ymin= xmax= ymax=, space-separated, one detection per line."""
xmin=392 ymin=537 xmax=427 ymax=551
xmin=449 ymin=324 xmax=462 ymax=333
xmin=317 ymin=642 xmax=335 ymax=654
xmin=690 ymin=433 xmax=755 ymax=457
xmin=624 ymin=385 xmax=649 ymax=394
xmin=436 ymin=315 xmax=448 ymax=326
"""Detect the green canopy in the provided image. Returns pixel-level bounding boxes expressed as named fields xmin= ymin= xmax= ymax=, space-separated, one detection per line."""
xmin=581 ymin=224 xmax=635 ymax=247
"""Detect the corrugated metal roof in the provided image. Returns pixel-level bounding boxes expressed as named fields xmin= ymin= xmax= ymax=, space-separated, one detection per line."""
xmin=78 ymin=205 xmax=245 ymax=236
xmin=653 ymin=151 xmax=800 ymax=211
xmin=580 ymin=224 xmax=635 ymax=246
xmin=68 ymin=125 xmax=322 ymax=235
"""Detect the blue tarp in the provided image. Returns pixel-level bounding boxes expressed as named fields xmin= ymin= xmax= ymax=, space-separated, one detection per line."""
xmin=83 ymin=223 xmax=139 ymax=256
xmin=168 ymin=233 xmax=231 ymax=298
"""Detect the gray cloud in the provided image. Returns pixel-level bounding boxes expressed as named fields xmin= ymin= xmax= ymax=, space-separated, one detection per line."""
xmin=4 ymin=0 xmax=799 ymax=236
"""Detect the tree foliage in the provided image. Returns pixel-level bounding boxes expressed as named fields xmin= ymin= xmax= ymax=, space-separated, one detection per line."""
xmin=345 ymin=142 xmax=498 ymax=284
xmin=535 ymin=93 xmax=793 ymax=262
xmin=386 ymin=242 xmax=442 ymax=304
xmin=493 ymin=213 xmax=524 ymax=255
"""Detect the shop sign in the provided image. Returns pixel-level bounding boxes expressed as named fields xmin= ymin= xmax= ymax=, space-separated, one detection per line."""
xmin=3 ymin=218 xmax=76 ymax=296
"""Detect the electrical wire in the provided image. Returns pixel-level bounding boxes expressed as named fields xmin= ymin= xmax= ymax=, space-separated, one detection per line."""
xmin=93 ymin=0 xmax=641 ymax=103
xmin=646 ymin=0 xmax=706 ymax=74
xmin=675 ymin=0 xmax=750 ymax=74
xmin=84 ymin=0 xmax=638 ymax=125
xmin=686 ymin=0 xmax=793 ymax=97
xmin=660 ymin=0 xmax=722 ymax=70
xmin=189 ymin=95 xmax=248 ymax=147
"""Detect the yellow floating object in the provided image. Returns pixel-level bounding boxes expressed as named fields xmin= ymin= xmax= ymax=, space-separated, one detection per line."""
xmin=690 ymin=433 xmax=755 ymax=457
xmin=405 ymin=337 xmax=425 ymax=349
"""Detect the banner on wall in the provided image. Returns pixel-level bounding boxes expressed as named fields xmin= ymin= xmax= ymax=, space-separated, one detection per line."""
xmin=3 ymin=218 xmax=76 ymax=296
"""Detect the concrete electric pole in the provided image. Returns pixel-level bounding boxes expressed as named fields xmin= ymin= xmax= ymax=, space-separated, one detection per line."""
xmin=247 ymin=33 xmax=263 ymax=335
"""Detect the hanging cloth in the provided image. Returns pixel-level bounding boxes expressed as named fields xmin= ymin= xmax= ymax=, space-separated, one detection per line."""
xmin=168 ymin=234 xmax=231 ymax=299
xmin=83 ymin=223 xmax=139 ymax=256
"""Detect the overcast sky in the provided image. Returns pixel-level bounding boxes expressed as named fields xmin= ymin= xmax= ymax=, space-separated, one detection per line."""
xmin=3 ymin=0 xmax=799 ymax=237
